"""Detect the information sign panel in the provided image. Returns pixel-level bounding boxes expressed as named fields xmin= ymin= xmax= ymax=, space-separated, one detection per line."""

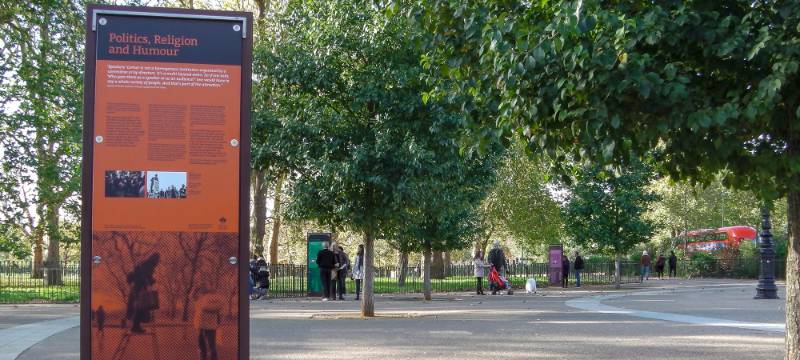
xmin=80 ymin=6 xmax=252 ymax=359
xmin=548 ymin=244 xmax=563 ymax=286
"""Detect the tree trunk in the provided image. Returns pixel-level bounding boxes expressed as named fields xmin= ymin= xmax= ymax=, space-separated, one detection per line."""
xmin=423 ymin=243 xmax=432 ymax=301
xmin=44 ymin=205 xmax=62 ymax=285
xmin=269 ymin=173 xmax=285 ymax=265
xmin=255 ymin=0 xmax=271 ymax=21
xmin=397 ymin=251 xmax=408 ymax=287
xmin=786 ymin=190 xmax=799 ymax=359
xmin=443 ymin=251 xmax=451 ymax=277
xmin=361 ymin=231 xmax=375 ymax=317
xmin=253 ymin=170 xmax=268 ymax=257
xmin=614 ymin=253 xmax=621 ymax=289
xmin=32 ymin=234 xmax=44 ymax=278
xmin=431 ymin=250 xmax=444 ymax=279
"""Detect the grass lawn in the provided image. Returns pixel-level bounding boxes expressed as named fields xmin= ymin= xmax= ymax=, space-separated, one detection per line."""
xmin=1 ymin=270 xmax=643 ymax=303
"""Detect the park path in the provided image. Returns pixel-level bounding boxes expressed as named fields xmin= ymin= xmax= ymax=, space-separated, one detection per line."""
xmin=565 ymin=283 xmax=786 ymax=333
xmin=8 ymin=279 xmax=788 ymax=359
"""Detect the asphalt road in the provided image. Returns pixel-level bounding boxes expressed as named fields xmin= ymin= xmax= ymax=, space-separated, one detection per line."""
xmin=12 ymin=279 xmax=787 ymax=359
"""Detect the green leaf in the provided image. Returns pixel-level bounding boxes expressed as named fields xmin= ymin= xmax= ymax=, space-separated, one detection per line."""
xmin=533 ymin=47 xmax=545 ymax=61
xmin=602 ymin=140 xmax=616 ymax=160
xmin=610 ymin=115 xmax=621 ymax=129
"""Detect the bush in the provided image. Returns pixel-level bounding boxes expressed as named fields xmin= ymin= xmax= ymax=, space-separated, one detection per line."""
xmin=686 ymin=252 xmax=717 ymax=278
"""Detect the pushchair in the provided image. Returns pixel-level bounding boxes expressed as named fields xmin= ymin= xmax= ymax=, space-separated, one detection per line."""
xmin=488 ymin=266 xmax=513 ymax=295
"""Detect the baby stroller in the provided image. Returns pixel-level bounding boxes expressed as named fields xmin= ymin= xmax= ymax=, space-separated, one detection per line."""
xmin=488 ymin=266 xmax=513 ymax=295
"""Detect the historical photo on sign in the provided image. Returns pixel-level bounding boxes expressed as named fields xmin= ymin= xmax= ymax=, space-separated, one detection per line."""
xmin=105 ymin=170 xmax=146 ymax=198
xmin=146 ymin=171 xmax=187 ymax=199
xmin=91 ymin=231 xmax=238 ymax=359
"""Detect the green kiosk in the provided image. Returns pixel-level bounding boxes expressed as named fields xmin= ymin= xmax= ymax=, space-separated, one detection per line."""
xmin=307 ymin=232 xmax=332 ymax=296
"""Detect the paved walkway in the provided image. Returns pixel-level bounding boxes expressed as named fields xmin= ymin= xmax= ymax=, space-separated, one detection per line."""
xmin=6 ymin=279 xmax=787 ymax=359
xmin=566 ymin=283 xmax=785 ymax=333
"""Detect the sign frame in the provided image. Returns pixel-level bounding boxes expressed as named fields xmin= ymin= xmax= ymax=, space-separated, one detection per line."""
xmin=80 ymin=5 xmax=252 ymax=359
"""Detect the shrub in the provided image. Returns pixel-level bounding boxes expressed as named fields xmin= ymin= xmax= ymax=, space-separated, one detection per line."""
xmin=686 ymin=252 xmax=717 ymax=278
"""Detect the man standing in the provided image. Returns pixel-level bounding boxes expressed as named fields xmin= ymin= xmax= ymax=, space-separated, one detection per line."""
xmin=573 ymin=251 xmax=584 ymax=288
xmin=315 ymin=243 xmax=336 ymax=301
xmin=335 ymin=245 xmax=349 ymax=300
xmin=561 ymin=254 xmax=570 ymax=288
xmin=668 ymin=251 xmax=678 ymax=278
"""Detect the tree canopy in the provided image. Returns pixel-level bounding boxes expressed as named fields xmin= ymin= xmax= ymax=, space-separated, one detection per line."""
xmin=564 ymin=159 xmax=660 ymax=256
xmin=414 ymin=1 xmax=799 ymax=355
xmin=414 ymin=1 xmax=799 ymax=198
xmin=0 ymin=0 xmax=85 ymax=281
xmin=260 ymin=0 xmax=503 ymax=313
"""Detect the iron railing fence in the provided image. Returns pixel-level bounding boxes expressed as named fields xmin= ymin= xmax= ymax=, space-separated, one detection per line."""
xmin=0 ymin=261 xmax=80 ymax=303
xmin=0 ymin=257 xmax=785 ymax=303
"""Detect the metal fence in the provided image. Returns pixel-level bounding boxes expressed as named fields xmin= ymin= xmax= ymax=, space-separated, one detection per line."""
xmin=0 ymin=257 xmax=785 ymax=303
xmin=0 ymin=261 xmax=80 ymax=303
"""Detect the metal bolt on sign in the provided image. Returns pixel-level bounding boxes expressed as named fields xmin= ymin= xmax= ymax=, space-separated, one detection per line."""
xmin=230 ymin=139 xmax=239 ymax=147
xmin=98 ymin=17 xmax=107 ymax=25
xmin=95 ymin=135 xmax=103 ymax=143
xmin=233 ymin=24 xmax=241 ymax=32
xmin=229 ymin=256 xmax=238 ymax=265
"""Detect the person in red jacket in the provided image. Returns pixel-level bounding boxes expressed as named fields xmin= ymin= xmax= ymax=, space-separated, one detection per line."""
xmin=640 ymin=251 xmax=651 ymax=282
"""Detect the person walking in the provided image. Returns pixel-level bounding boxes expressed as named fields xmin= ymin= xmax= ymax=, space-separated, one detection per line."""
xmin=336 ymin=245 xmax=350 ymax=300
xmin=561 ymin=254 xmax=571 ymax=288
xmin=315 ymin=242 xmax=336 ymax=301
xmin=640 ymin=250 xmax=651 ymax=282
xmin=655 ymin=254 xmax=666 ymax=279
xmin=352 ymin=245 xmax=364 ymax=301
xmin=473 ymin=250 xmax=489 ymax=295
xmin=573 ymin=251 xmax=584 ymax=288
xmin=194 ymin=288 xmax=223 ymax=360
xmin=668 ymin=251 xmax=678 ymax=278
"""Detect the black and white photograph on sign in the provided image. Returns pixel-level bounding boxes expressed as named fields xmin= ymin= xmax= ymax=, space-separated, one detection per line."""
xmin=105 ymin=170 xmax=146 ymax=198
xmin=146 ymin=171 xmax=187 ymax=199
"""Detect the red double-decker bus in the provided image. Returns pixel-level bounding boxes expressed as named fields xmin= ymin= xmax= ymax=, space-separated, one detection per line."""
xmin=677 ymin=226 xmax=758 ymax=253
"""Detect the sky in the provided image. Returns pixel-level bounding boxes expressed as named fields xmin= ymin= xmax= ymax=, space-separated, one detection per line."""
xmin=147 ymin=171 xmax=186 ymax=190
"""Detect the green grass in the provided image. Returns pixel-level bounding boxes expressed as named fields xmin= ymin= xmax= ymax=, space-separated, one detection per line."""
xmin=0 ymin=271 xmax=644 ymax=303
xmin=0 ymin=285 xmax=80 ymax=303
xmin=1 ymin=272 xmax=81 ymax=303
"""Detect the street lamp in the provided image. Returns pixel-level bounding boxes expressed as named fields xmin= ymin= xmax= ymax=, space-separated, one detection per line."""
xmin=754 ymin=206 xmax=779 ymax=299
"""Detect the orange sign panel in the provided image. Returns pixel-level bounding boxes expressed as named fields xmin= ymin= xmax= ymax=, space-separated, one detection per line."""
xmin=82 ymin=7 xmax=251 ymax=360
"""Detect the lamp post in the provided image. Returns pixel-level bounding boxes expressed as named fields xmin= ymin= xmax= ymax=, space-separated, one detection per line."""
xmin=754 ymin=206 xmax=779 ymax=299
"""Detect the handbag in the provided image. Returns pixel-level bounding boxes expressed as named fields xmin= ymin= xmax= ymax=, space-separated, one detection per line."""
xmin=331 ymin=269 xmax=338 ymax=280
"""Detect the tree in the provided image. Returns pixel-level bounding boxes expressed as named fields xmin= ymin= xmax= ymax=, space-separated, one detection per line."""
xmin=489 ymin=141 xmax=564 ymax=255
xmin=415 ymin=2 xmax=800 ymax=355
xmin=564 ymin=160 xmax=660 ymax=287
xmin=261 ymin=0 xmax=441 ymax=316
xmin=0 ymin=0 xmax=84 ymax=283
xmin=390 ymin=113 xmax=499 ymax=300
